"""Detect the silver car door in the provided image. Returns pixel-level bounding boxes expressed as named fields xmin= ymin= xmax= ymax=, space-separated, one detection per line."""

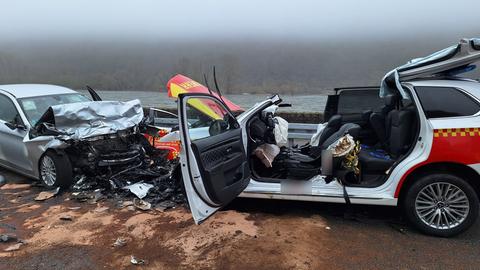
xmin=0 ymin=94 xmax=32 ymax=173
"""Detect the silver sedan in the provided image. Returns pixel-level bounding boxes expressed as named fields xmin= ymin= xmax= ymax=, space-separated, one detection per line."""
xmin=0 ymin=84 xmax=91 ymax=185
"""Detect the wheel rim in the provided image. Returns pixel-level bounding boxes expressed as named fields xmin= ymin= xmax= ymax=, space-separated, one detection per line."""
xmin=415 ymin=182 xmax=470 ymax=230
xmin=40 ymin=156 xmax=57 ymax=186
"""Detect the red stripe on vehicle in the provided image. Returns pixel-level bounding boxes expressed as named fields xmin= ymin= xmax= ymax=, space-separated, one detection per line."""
xmin=394 ymin=128 xmax=480 ymax=197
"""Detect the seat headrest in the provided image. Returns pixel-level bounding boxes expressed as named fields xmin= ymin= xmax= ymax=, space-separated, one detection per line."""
xmin=384 ymin=94 xmax=399 ymax=107
xmin=327 ymin=114 xmax=342 ymax=128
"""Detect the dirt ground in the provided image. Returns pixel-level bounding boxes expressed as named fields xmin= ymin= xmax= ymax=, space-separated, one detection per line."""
xmin=1 ymin=169 xmax=479 ymax=270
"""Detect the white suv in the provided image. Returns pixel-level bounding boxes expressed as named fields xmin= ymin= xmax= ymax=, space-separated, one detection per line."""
xmin=175 ymin=38 xmax=480 ymax=237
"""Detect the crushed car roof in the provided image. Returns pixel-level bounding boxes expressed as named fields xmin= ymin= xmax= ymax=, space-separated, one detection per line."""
xmin=380 ymin=38 xmax=480 ymax=98
xmin=0 ymin=84 xmax=78 ymax=99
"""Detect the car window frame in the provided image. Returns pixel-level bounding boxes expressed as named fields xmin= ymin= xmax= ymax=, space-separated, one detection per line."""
xmin=414 ymin=86 xmax=480 ymax=120
xmin=336 ymin=88 xmax=384 ymax=115
xmin=0 ymin=93 xmax=23 ymax=125
xmin=184 ymin=95 xmax=240 ymax=141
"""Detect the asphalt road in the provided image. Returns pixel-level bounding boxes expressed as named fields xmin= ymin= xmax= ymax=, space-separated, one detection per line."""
xmin=1 ymin=168 xmax=479 ymax=270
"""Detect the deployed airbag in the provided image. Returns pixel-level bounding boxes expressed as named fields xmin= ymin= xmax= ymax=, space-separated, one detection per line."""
xmin=273 ymin=116 xmax=289 ymax=147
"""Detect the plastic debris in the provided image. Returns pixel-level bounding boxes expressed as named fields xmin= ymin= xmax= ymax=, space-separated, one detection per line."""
xmin=113 ymin=237 xmax=127 ymax=247
xmin=123 ymin=182 xmax=154 ymax=199
xmin=34 ymin=187 xmax=60 ymax=201
xmin=133 ymin=199 xmax=152 ymax=211
xmin=123 ymin=201 xmax=134 ymax=207
xmin=66 ymin=151 xmax=184 ymax=210
xmin=4 ymin=242 xmax=23 ymax=252
xmin=130 ymin=256 xmax=145 ymax=265
xmin=67 ymin=206 xmax=81 ymax=210
xmin=0 ymin=234 xmax=17 ymax=243
xmin=94 ymin=206 xmax=109 ymax=213
xmin=155 ymin=200 xmax=176 ymax=212
xmin=59 ymin=215 xmax=73 ymax=221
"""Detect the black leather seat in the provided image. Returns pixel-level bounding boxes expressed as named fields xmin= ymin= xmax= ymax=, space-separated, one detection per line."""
xmin=369 ymin=94 xmax=398 ymax=147
xmin=317 ymin=115 xmax=343 ymax=147
xmin=360 ymin=96 xmax=414 ymax=173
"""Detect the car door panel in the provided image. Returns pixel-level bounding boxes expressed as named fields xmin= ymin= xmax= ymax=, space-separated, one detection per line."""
xmin=0 ymin=124 xmax=31 ymax=172
xmin=0 ymin=94 xmax=32 ymax=173
xmin=178 ymin=93 xmax=250 ymax=224
xmin=191 ymin=128 xmax=250 ymax=205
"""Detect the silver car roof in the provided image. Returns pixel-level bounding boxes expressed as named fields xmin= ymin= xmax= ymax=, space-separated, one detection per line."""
xmin=0 ymin=84 xmax=78 ymax=99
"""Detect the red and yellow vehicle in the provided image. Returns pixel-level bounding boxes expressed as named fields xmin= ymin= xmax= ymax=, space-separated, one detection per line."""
xmin=145 ymin=74 xmax=243 ymax=160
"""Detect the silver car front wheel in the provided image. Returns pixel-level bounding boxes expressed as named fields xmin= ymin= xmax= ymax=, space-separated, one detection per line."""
xmin=38 ymin=151 xmax=73 ymax=188
xmin=40 ymin=155 xmax=57 ymax=186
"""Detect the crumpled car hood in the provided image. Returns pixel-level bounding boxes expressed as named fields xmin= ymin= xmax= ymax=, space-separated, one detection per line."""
xmin=35 ymin=99 xmax=144 ymax=146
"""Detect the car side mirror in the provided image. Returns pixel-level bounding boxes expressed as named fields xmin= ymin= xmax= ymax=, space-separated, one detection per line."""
xmin=4 ymin=115 xmax=26 ymax=131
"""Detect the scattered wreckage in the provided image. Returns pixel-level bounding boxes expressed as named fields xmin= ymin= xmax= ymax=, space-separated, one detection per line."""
xmin=0 ymin=85 xmax=183 ymax=208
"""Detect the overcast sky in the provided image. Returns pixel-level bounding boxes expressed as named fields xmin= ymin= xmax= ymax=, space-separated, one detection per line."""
xmin=1 ymin=0 xmax=479 ymax=42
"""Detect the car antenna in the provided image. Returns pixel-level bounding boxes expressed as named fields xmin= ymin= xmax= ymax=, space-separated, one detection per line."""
xmin=203 ymin=73 xmax=214 ymax=95
xmin=213 ymin=66 xmax=225 ymax=103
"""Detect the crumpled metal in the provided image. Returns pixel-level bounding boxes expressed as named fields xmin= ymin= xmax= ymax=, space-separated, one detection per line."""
xmin=123 ymin=182 xmax=154 ymax=199
xmin=380 ymin=38 xmax=480 ymax=99
xmin=42 ymin=99 xmax=143 ymax=148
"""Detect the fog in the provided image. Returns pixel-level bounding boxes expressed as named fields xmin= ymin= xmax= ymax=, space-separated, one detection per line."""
xmin=0 ymin=0 xmax=479 ymax=93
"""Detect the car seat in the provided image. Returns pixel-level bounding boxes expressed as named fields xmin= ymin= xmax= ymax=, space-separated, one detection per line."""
xmin=360 ymin=98 xmax=414 ymax=173
xmin=369 ymin=94 xmax=398 ymax=147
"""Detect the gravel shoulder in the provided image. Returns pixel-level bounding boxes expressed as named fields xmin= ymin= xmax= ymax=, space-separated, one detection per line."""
xmin=1 ymin=168 xmax=479 ymax=270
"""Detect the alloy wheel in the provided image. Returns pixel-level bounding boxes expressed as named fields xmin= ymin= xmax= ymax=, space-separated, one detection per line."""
xmin=40 ymin=156 xmax=57 ymax=186
xmin=415 ymin=182 xmax=470 ymax=230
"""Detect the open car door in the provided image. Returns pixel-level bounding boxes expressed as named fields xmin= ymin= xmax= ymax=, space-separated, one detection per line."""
xmin=178 ymin=93 xmax=250 ymax=224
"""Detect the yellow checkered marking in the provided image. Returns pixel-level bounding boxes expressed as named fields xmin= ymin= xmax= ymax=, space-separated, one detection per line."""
xmin=434 ymin=128 xmax=480 ymax=138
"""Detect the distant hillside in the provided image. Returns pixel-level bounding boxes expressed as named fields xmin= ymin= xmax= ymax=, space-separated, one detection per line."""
xmin=0 ymin=37 xmax=478 ymax=94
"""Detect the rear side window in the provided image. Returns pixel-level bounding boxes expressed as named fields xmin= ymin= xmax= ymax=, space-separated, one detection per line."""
xmin=0 ymin=94 xmax=18 ymax=123
xmin=415 ymin=86 xmax=480 ymax=118
xmin=337 ymin=89 xmax=384 ymax=114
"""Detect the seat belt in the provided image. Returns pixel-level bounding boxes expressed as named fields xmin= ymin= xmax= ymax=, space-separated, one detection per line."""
xmin=342 ymin=183 xmax=351 ymax=205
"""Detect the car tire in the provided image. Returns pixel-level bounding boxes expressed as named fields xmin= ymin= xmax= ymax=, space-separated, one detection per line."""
xmin=403 ymin=173 xmax=479 ymax=237
xmin=39 ymin=151 xmax=73 ymax=189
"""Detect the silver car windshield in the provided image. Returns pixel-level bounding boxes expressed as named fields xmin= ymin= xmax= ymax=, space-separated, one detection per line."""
xmin=18 ymin=94 xmax=90 ymax=126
